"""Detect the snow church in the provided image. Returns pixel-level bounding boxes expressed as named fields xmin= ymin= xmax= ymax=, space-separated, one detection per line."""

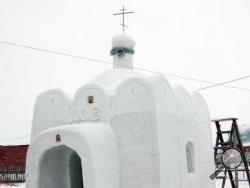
xmin=26 ymin=34 xmax=215 ymax=188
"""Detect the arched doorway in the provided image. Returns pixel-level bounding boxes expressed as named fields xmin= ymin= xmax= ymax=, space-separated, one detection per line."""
xmin=38 ymin=145 xmax=83 ymax=188
xmin=69 ymin=150 xmax=84 ymax=188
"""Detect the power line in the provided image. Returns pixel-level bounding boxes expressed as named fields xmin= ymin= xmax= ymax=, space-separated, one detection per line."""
xmin=1 ymin=40 xmax=250 ymax=92
xmin=0 ymin=40 xmax=112 ymax=65
xmin=197 ymin=76 xmax=250 ymax=91
xmin=135 ymin=67 xmax=250 ymax=92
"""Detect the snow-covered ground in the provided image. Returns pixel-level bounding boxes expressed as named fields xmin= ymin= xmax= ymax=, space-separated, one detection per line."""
xmin=0 ymin=184 xmax=25 ymax=188
xmin=0 ymin=181 xmax=249 ymax=188
xmin=216 ymin=180 xmax=249 ymax=187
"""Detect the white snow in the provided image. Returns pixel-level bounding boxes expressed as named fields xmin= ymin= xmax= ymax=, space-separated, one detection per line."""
xmin=1 ymin=180 xmax=249 ymax=188
xmin=216 ymin=181 xmax=249 ymax=188
xmin=26 ymin=45 xmax=215 ymax=188
xmin=111 ymin=34 xmax=135 ymax=70
xmin=111 ymin=34 xmax=135 ymax=48
xmin=0 ymin=184 xmax=25 ymax=188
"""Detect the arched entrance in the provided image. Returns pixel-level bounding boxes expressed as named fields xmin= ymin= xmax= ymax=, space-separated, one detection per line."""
xmin=38 ymin=145 xmax=83 ymax=188
xmin=69 ymin=150 xmax=84 ymax=188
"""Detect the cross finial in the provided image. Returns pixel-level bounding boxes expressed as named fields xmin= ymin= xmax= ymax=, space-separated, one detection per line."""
xmin=113 ymin=6 xmax=134 ymax=33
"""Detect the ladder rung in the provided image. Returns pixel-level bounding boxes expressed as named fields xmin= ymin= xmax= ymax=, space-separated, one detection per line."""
xmin=233 ymin=179 xmax=249 ymax=181
xmin=216 ymin=167 xmax=250 ymax=172
xmin=217 ymin=131 xmax=231 ymax=134
xmin=215 ymin=162 xmax=223 ymax=166
xmin=220 ymin=142 xmax=231 ymax=146
xmin=214 ymin=146 xmax=228 ymax=150
xmin=216 ymin=176 xmax=226 ymax=179
xmin=230 ymin=168 xmax=250 ymax=172
xmin=211 ymin=118 xmax=238 ymax=123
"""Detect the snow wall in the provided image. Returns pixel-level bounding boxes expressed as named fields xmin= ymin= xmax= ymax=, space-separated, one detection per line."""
xmin=26 ymin=67 xmax=215 ymax=188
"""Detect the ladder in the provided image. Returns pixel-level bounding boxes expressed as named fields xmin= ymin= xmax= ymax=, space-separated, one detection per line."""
xmin=211 ymin=118 xmax=250 ymax=188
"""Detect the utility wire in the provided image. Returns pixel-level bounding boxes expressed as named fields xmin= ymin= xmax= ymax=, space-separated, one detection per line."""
xmin=135 ymin=67 xmax=250 ymax=92
xmin=3 ymin=76 xmax=249 ymax=142
xmin=0 ymin=41 xmax=250 ymax=141
xmin=1 ymin=75 xmax=249 ymax=142
xmin=0 ymin=40 xmax=112 ymax=65
xmin=1 ymin=40 xmax=250 ymax=92
xmin=197 ymin=75 xmax=250 ymax=91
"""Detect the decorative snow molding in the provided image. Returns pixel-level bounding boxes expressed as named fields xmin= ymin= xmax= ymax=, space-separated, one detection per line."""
xmin=110 ymin=47 xmax=135 ymax=57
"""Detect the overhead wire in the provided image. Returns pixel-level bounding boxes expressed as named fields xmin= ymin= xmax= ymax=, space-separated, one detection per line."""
xmin=0 ymin=40 xmax=112 ymax=65
xmin=0 ymin=40 xmax=250 ymax=141
xmin=197 ymin=76 xmax=250 ymax=91
xmin=0 ymin=40 xmax=250 ymax=92
xmin=135 ymin=67 xmax=250 ymax=92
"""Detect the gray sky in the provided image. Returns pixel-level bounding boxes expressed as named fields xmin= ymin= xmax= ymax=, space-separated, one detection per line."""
xmin=1 ymin=0 xmax=250 ymax=144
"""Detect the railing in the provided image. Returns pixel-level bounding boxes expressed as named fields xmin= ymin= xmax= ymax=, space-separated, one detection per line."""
xmin=0 ymin=168 xmax=25 ymax=183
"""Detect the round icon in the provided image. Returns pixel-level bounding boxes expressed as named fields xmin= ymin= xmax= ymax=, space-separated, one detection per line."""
xmin=221 ymin=147 xmax=242 ymax=169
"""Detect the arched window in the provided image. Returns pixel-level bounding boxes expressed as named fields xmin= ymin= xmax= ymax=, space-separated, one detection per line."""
xmin=186 ymin=141 xmax=195 ymax=173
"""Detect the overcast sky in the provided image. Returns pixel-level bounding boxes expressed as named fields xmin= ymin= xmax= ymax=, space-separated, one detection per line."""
xmin=1 ymin=0 xmax=250 ymax=144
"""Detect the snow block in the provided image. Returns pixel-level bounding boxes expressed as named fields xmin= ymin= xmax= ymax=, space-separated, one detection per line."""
xmin=31 ymin=89 xmax=71 ymax=139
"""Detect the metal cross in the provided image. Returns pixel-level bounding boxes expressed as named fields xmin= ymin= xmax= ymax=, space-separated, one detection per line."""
xmin=113 ymin=6 xmax=134 ymax=32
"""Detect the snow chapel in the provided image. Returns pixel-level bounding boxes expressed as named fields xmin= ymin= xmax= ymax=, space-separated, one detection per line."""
xmin=26 ymin=33 xmax=215 ymax=188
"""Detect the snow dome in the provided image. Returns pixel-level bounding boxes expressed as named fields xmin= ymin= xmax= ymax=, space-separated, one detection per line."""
xmin=25 ymin=34 xmax=215 ymax=188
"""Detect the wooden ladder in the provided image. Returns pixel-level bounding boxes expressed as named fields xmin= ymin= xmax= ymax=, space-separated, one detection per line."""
xmin=211 ymin=118 xmax=250 ymax=188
